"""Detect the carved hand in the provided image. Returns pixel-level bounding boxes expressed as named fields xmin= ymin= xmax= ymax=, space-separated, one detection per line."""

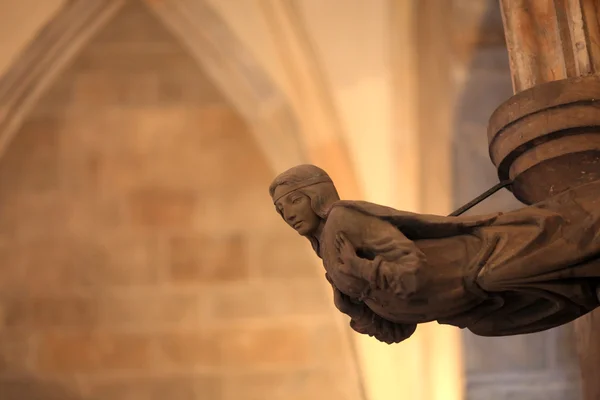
xmin=335 ymin=232 xmax=360 ymax=274
xmin=333 ymin=232 xmax=374 ymax=299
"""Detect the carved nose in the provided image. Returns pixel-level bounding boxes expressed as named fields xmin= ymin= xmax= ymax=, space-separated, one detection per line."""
xmin=286 ymin=214 xmax=296 ymax=223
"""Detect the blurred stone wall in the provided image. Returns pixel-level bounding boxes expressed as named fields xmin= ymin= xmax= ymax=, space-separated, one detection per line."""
xmin=451 ymin=1 xmax=582 ymax=399
xmin=0 ymin=3 xmax=362 ymax=400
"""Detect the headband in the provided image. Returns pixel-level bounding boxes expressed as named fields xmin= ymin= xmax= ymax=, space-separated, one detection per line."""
xmin=272 ymin=176 xmax=333 ymax=204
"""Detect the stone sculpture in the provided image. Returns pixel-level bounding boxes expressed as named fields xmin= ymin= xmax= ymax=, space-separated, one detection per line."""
xmin=269 ymin=164 xmax=600 ymax=344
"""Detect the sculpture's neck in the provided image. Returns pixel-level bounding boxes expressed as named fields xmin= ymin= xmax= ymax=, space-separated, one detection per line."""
xmin=309 ymin=221 xmax=325 ymax=258
xmin=315 ymin=221 xmax=324 ymax=243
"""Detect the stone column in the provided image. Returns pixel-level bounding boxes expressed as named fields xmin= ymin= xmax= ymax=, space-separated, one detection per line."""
xmin=489 ymin=1 xmax=600 ymax=399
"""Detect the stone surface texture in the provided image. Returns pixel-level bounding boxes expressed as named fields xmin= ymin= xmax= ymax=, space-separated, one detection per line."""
xmin=451 ymin=1 xmax=582 ymax=399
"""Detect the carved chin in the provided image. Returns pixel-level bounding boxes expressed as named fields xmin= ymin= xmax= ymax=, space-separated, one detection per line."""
xmin=295 ymin=224 xmax=309 ymax=235
xmin=294 ymin=222 xmax=314 ymax=236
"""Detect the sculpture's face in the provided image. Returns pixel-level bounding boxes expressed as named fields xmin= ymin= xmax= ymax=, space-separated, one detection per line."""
xmin=275 ymin=191 xmax=321 ymax=236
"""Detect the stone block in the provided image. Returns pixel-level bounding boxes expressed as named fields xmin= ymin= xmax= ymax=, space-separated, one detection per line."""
xmin=157 ymin=73 xmax=226 ymax=104
xmin=129 ymin=187 xmax=197 ymax=228
xmin=89 ymin=1 xmax=177 ymax=46
xmin=94 ymin=154 xmax=150 ymax=195
xmin=58 ymin=153 xmax=102 ymax=195
xmin=208 ymin=128 xmax=274 ymax=189
xmin=86 ymin=375 xmax=221 ymax=400
xmin=154 ymin=331 xmax=220 ymax=368
xmin=249 ymin=232 xmax=321 ymax=279
xmin=0 ymin=242 xmax=26 ymax=293
xmin=116 ymin=72 xmax=160 ymax=106
xmin=0 ymin=116 xmax=60 ymax=194
xmin=92 ymin=233 xmax=164 ymax=285
xmin=84 ymin=108 xmax=250 ymax=193
xmin=36 ymin=332 xmax=153 ymax=373
xmin=57 ymin=109 xmax=116 ymax=154
xmin=210 ymin=279 xmax=329 ymax=319
xmin=0 ymin=237 xmax=95 ymax=293
xmin=189 ymin=106 xmax=249 ymax=145
xmin=100 ymin=108 xmax=200 ymax=154
xmin=218 ymin=324 xmax=313 ymax=368
xmin=71 ymin=72 xmax=126 ymax=107
xmin=30 ymin=78 xmax=74 ymax=116
xmin=1 ymin=194 xmax=86 ymax=242
xmin=221 ymin=370 xmax=361 ymax=400
xmin=72 ymin=45 xmax=200 ymax=75
xmin=308 ymin=321 xmax=351 ymax=367
xmin=98 ymin=289 xmax=209 ymax=329
xmin=191 ymin=188 xmax=276 ymax=235
xmin=0 ymin=332 xmax=34 ymax=375
xmin=0 ymin=377 xmax=84 ymax=400
xmin=0 ymin=234 xmax=162 ymax=293
xmin=0 ymin=295 xmax=98 ymax=330
xmin=167 ymin=234 xmax=248 ymax=283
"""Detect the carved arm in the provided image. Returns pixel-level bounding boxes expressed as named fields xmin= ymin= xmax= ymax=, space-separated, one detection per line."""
xmin=337 ymin=230 xmax=428 ymax=300
xmin=326 ymin=273 xmax=417 ymax=344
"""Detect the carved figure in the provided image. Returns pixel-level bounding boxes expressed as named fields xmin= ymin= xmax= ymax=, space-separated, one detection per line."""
xmin=269 ymin=164 xmax=600 ymax=344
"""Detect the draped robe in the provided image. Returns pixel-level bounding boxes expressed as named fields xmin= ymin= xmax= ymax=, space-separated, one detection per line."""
xmin=319 ymin=180 xmax=600 ymax=343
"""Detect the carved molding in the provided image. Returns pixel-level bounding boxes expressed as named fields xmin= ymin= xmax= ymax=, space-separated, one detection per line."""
xmin=258 ymin=0 xmax=362 ymax=199
xmin=143 ymin=0 xmax=308 ymax=172
xmin=390 ymin=2 xmax=464 ymax=400
xmin=414 ymin=0 xmax=455 ymax=215
xmin=500 ymin=0 xmax=600 ymax=93
xmin=0 ymin=0 xmax=125 ymax=159
xmin=390 ymin=0 xmax=420 ymax=212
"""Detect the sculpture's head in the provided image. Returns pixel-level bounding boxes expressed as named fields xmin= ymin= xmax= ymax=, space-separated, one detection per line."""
xmin=269 ymin=164 xmax=340 ymax=243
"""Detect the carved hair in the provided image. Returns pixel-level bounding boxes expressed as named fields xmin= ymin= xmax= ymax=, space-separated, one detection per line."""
xmin=269 ymin=164 xmax=340 ymax=216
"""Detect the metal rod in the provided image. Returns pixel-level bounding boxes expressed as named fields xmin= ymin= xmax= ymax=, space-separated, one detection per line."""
xmin=448 ymin=180 xmax=513 ymax=217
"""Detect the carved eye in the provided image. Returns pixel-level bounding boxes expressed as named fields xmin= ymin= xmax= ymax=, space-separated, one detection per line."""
xmin=292 ymin=197 xmax=302 ymax=204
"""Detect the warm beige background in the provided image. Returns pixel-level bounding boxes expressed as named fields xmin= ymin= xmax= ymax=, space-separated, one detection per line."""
xmin=0 ymin=1 xmax=582 ymax=400
xmin=0 ymin=4 xmax=362 ymax=399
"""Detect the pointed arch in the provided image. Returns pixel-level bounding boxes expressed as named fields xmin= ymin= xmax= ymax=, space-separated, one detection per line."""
xmin=256 ymin=0 xmax=362 ymax=198
xmin=0 ymin=1 xmax=367 ymax=397
xmin=0 ymin=0 xmax=309 ymax=173
xmin=143 ymin=0 xmax=308 ymax=172
xmin=0 ymin=0 xmax=124 ymax=159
